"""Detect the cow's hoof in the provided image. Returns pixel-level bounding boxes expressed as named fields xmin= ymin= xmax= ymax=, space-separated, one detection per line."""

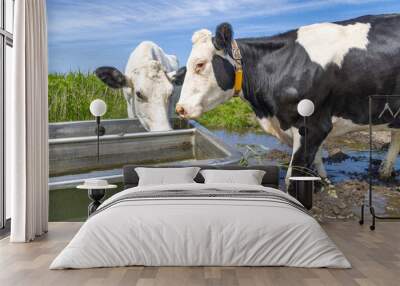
xmin=378 ymin=169 xmax=394 ymax=180
xmin=378 ymin=163 xmax=394 ymax=180
xmin=379 ymin=174 xmax=390 ymax=181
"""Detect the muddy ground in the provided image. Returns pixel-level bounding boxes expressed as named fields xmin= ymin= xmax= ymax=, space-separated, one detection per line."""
xmin=264 ymin=131 xmax=400 ymax=221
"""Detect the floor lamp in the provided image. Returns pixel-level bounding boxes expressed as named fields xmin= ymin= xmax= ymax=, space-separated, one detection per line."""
xmin=288 ymin=99 xmax=318 ymax=210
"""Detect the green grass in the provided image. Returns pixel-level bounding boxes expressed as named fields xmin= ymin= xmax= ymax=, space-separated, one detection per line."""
xmin=197 ymin=97 xmax=262 ymax=132
xmin=48 ymin=72 xmax=127 ymax=122
xmin=48 ymin=72 xmax=259 ymax=132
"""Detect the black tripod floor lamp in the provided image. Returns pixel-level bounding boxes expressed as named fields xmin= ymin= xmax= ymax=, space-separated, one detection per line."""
xmin=359 ymin=95 xmax=400 ymax=230
xmin=89 ymin=99 xmax=107 ymax=162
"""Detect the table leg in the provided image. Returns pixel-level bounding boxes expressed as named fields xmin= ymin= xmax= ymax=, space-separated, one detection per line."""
xmin=87 ymin=189 xmax=106 ymax=216
xmin=292 ymin=181 xmax=314 ymax=210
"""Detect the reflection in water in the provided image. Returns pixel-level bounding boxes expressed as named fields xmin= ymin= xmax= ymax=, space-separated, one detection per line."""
xmin=50 ymin=185 xmax=122 ymax=222
xmin=324 ymin=150 xmax=400 ymax=184
xmin=212 ymin=129 xmax=291 ymax=153
xmin=212 ymin=129 xmax=400 ymax=184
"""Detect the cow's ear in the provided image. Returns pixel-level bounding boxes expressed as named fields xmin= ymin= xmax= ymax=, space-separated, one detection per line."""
xmin=172 ymin=67 xmax=186 ymax=86
xmin=212 ymin=55 xmax=235 ymax=91
xmin=213 ymin=22 xmax=233 ymax=52
xmin=95 ymin=66 xmax=129 ymax=89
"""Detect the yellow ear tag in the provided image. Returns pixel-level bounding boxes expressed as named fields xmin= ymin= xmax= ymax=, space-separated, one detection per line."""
xmin=234 ymin=69 xmax=243 ymax=93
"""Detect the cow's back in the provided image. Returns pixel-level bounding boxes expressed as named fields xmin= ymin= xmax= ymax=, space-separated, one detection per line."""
xmin=292 ymin=14 xmax=400 ymax=126
xmin=330 ymin=15 xmax=400 ymax=124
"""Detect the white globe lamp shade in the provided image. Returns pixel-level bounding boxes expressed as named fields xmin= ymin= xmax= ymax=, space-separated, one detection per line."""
xmin=90 ymin=99 xmax=107 ymax=117
xmin=297 ymin=99 xmax=315 ymax=117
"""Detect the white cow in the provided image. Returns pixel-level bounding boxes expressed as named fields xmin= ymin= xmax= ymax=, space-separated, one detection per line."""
xmin=96 ymin=41 xmax=186 ymax=131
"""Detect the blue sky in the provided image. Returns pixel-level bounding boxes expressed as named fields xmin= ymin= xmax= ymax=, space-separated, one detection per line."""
xmin=47 ymin=0 xmax=400 ymax=73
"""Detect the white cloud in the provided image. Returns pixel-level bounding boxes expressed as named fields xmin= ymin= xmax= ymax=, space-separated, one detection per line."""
xmin=48 ymin=0 xmax=388 ymax=45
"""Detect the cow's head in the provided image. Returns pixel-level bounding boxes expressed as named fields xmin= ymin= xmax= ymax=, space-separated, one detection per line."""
xmin=176 ymin=23 xmax=236 ymax=119
xmin=96 ymin=63 xmax=186 ymax=131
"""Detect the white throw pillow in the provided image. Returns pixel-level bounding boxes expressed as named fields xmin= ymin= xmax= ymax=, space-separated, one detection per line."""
xmin=200 ymin=169 xmax=266 ymax=185
xmin=135 ymin=167 xmax=200 ymax=186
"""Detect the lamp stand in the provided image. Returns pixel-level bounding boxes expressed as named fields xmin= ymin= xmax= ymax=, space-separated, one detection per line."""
xmin=96 ymin=116 xmax=100 ymax=162
xmin=304 ymin=116 xmax=307 ymax=165
xmin=95 ymin=116 xmax=106 ymax=162
xmin=298 ymin=116 xmax=308 ymax=171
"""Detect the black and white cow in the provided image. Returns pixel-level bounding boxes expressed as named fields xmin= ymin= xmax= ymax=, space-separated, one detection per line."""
xmin=176 ymin=14 xmax=400 ymax=183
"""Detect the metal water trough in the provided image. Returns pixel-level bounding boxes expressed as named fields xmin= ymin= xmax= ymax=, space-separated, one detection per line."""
xmin=49 ymin=119 xmax=242 ymax=189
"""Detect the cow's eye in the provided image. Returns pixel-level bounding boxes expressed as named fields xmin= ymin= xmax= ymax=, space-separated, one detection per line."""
xmin=195 ymin=62 xmax=206 ymax=73
xmin=136 ymin=91 xmax=147 ymax=101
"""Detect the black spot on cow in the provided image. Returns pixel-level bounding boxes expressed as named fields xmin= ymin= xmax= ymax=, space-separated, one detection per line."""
xmin=95 ymin=66 xmax=128 ymax=89
xmin=212 ymin=55 xmax=235 ymax=91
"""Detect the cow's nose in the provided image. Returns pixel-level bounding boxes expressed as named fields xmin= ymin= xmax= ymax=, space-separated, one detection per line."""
xmin=176 ymin=105 xmax=186 ymax=117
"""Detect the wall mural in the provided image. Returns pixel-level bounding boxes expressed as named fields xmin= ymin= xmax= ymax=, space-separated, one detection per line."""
xmin=47 ymin=0 xmax=400 ymax=222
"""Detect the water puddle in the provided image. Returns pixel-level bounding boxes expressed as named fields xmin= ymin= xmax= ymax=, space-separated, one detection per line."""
xmin=211 ymin=128 xmax=400 ymax=218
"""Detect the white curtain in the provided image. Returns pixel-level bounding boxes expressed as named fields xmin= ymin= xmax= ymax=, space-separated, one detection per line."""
xmin=7 ymin=0 xmax=49 ymax=242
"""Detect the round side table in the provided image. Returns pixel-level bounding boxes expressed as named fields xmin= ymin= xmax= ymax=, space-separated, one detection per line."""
xmin=288 ymin=176 xmax=321 ymax=210
xmin=77 ymin=184 xmax=117 ymax=216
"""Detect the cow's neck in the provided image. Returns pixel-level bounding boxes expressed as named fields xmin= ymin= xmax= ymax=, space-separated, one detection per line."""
xmin=236 ymin=38 xmax=282 ymax=118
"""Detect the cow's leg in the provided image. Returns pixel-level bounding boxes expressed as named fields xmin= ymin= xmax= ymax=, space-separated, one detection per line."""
xmin=289 ymin=119 xmax=332 ymax=193
xmin=123 ymin=92 xmax=136 ymax=119
xmin=379 ymin=130 xmax=400 ymax=179
xmin=127 ymin=103 xmax=135 ymax=118
xmin=314 ymin=145 xmax=327 ymax=178
xmin=286 ymin=131 xmax=326 ymax=186
xmin=379 ymin=78 xmax=400 ymax=179
xmin=285 ymin=127 xmax=301 ymax=186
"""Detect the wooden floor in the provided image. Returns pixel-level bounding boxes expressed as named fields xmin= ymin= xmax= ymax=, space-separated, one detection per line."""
xmin=0 ymin=221 xmax=399 ymax=286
